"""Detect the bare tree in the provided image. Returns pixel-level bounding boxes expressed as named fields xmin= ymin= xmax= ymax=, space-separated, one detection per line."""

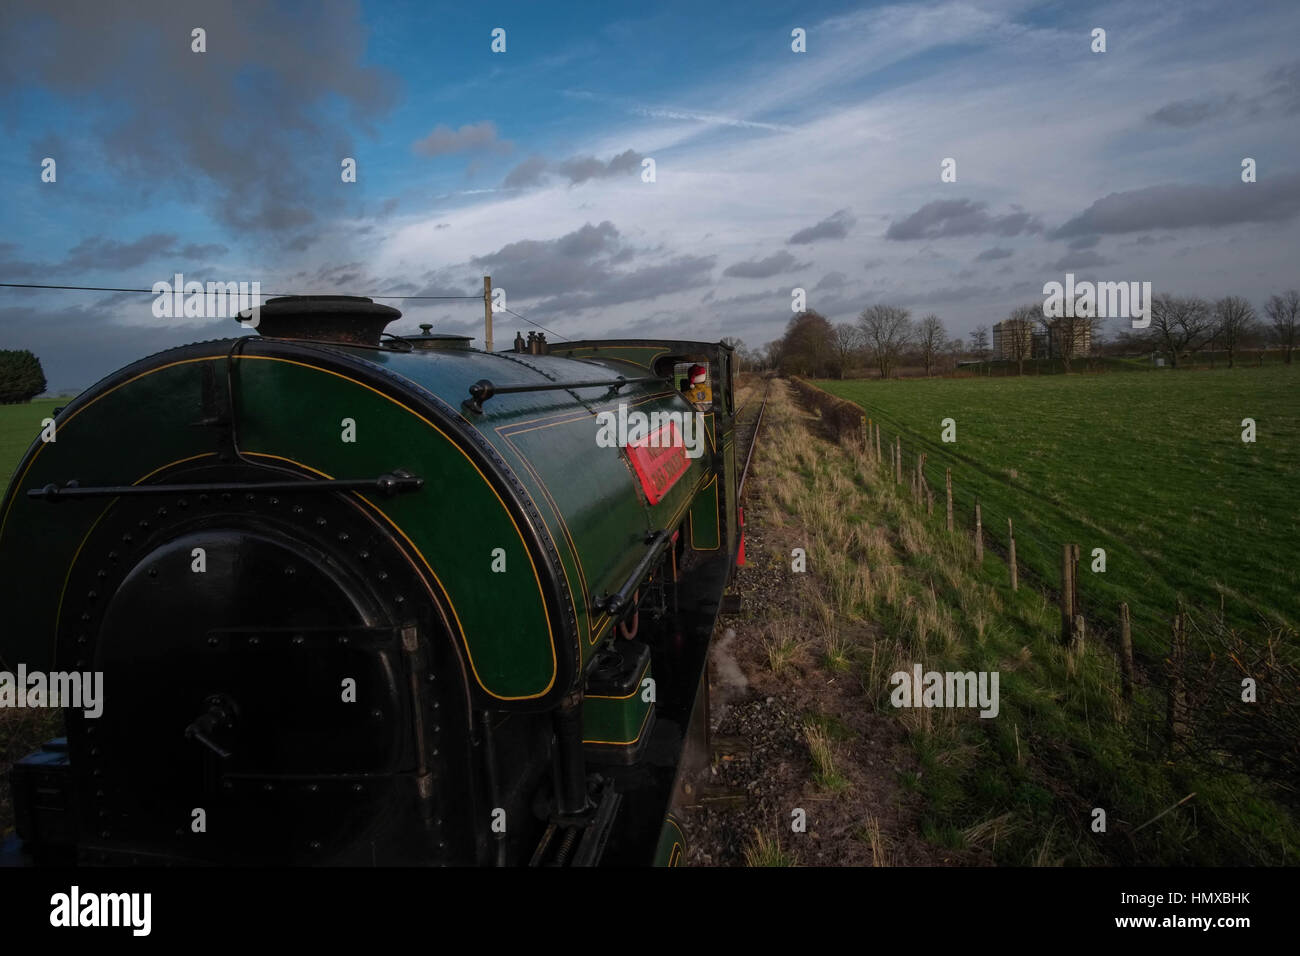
xmin=721 ymin=336 xmax=746 ymax=371
xmin=1149 ymin=293 xmax=1212 ymax=368
xmin=944 ymin=336 xmax=965 ymax=375
xmin=969 ymin=325 xmax=990 ymax=362
xmin=1003 ymin=305 xmax=1037 ymax=376
xmin=1212 ymin=296 xmax=1256 ymax=368
xmin=858 ymin=305 xmax=914 ymax=379
xmin=1265 ymin=289 xmax=1300 ymax=365
xmin=830 ymin=323 xmax=862 ymax=379
xmin=916 ymin=314 xmax=947 ymax=376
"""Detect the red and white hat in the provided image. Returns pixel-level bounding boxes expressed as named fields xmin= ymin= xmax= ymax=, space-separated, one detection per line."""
xmin=688 ymin=364 xmax=707 ymax=385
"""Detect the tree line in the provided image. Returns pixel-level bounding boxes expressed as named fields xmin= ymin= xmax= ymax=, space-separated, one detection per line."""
xmin=1111 ymin=290 xmax=1299 ymax=369
xmin=762 ymin=308 xmax=963 ymax=379
xmin=751 ymin=288 xmax=1300 ymax=379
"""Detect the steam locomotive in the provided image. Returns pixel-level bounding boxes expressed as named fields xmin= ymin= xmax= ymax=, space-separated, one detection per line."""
xmin=1 ymin=295 xmax=741 ymax=866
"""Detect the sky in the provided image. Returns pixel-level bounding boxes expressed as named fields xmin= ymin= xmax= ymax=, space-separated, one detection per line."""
xmin=2 ymin=0 xmax=1299 ymax=393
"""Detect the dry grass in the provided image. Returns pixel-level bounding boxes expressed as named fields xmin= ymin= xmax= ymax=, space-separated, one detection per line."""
xmin=857 ymin=814 xmax=891 ymax=865
xmin=743 ymin=829 xmax=796 ymax=867
xmin=804 ymin=721 xmax=849 ymax=792
xmin=822 ymin=631 xmax=852 ymax=672
xmin=963 ymin=811 xmax=1017 ymax=854
xmin=763 ymin=619 xmax=806 ymax=679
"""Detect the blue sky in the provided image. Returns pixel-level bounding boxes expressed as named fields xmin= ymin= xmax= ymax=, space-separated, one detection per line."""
xmin=2 ymin=0 xmax=1299 ymax=391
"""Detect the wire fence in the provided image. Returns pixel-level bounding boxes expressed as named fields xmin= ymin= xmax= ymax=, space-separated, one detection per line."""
xmin=788 ymin=375 xmax=1298 ymax=772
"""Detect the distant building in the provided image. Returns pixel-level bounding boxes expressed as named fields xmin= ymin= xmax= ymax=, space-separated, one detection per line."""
xmin=994 ymin=317 xmax=1092 ymax=360
xmin=992 ymin=319 xmax=1033 ymax=360
xmin=1040 ymin=317 xmax=1092 ymax=358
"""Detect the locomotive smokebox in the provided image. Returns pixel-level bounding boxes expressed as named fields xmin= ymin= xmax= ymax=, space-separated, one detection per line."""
xmin=248 ymin=295 xmax=401 ymax=346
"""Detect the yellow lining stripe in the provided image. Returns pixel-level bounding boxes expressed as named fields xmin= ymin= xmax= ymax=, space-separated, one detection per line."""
xmin=582 ymin=693 xmax=655 ymax=747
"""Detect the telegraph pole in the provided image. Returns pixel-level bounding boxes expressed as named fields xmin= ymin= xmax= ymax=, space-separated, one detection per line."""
xmin=483 ymin=275 xmax=494 ymax=354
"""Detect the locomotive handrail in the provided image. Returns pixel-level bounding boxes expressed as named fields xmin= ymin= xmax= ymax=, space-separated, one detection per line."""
xmin=463 ymin=375 xmax=664 ymax=414
xmin=28 ymin=471 xmax=424 ymax=502
xmin=592 ymin=529 xmax=672 ymax=617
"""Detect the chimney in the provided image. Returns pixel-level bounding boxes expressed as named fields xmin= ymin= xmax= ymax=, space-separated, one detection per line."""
xmin=247 ymin=295 xmax=400 ymax=347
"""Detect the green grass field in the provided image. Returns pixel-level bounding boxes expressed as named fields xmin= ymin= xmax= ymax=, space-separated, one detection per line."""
xmin=763 ymin=382 xmax=1299 ymax=864
xmin=819 ymin=367 xmax=1300 ymax=657
xmin=0 ymin=398 xmax=63 ymax=491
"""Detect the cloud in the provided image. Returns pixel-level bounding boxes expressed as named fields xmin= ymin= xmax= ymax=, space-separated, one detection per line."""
xmin=460 ymin=219 xmax=715 ymax=317
xmin=412 ymin=121 xmax=510 ymax=157
xmin=503 ymin=156 xmax=549 ymax=188
xmin=788 ymin=209 xmax=856 ymax=244
xmin=501 ymin=150 xmax=643 ymax=188
xmin=974 ymin=247 xmax=1013 ymax=261
xmin=0 ymin=1 xmax=399 ymax=236
xmin=1048 ymin=250 xmax=1112 ymax=270
xmin=1147 ymin=94 xmax=1240 ymax=128
xmin=556 ymin=149 xmax=643 ymax=184
xmin=1264 ymin=59 xmax=1300 ymax=115
xmin=532 ymin=254 xmax=716 ymax=314
xmin=469 ymin=221 xmax=631 ymax=301
xmin=903 ymin=284 xmax=1001 ymax=307
xmin=723 ymin=250 xmax=808 ymax=279
xmin=1051 ymin=173 xmax=1300 ymax=238
xmin=62 ymin=233 xmax=180 ymax=271
xmin=885 ymin=199 xmax=1042 ymax=240
xmin=1145 ymin=59 xmax=1300 ymax=128
xmin=630 ymin=106 xmax=794 ymax=132
xmin=180 ymin=242 xmax=229 ymax=259
xmin=814 ymin=271 xmax=848 ymax=290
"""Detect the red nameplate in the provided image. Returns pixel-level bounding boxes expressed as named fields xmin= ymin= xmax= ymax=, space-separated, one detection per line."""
xmin=627 ymin=422 xmax=690 ymax=505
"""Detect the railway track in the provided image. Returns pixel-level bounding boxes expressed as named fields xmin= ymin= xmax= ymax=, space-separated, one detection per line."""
xmin=735 ymin=378 xmax=772 ymax=503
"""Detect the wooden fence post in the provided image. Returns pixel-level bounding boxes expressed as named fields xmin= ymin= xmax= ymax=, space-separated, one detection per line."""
xmin=1008 ymin=518 xmax=1018 ymax=591
xmin=1119 ymin=602 xmax=1134 ymax=701
xmin=918 ymin=453 xmax=931 ymax=514
xmin=973 ymin=498 xmax=983 ymax=563
xmin=874 ymin=424 xmax=882 ymax=469
xmin=1072 ymin=613 xmax=1086 ymax=652
xmin=1060 ymin=544 xmax=1075 ymax=644
xmin=1070 ymin=543 xmax=1081 ymax=623
xmin=1167 ymin=601 xmax=1187 ymax=744
xmin=945 ymin=469 xmax=953 ymax=532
